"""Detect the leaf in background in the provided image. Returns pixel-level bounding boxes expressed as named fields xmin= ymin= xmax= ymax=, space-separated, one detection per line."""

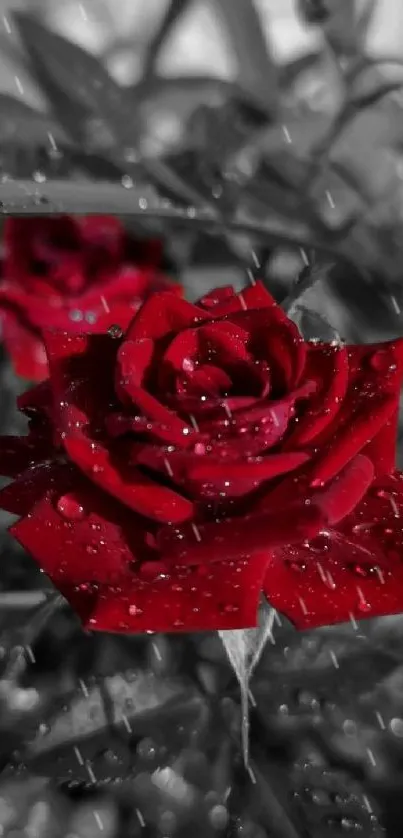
xmin=298 ymin=0 xmax=358 ymax=56
xmin=142 ymin=0 xmax=193 ymax=82
xmin=289 ymin=304 xmax=342 ymax=342
xmin=0 ymin=94 xmax=69 ymax=147
xmin=347 ymin=61 xmax=403 ymax=110
xmin=14 ymin=12 xmax=139 ymax=152
xmin=214 ymin=0 xmax=278 ymax=115
xmin=14 ymin=13 xmax=213 ymax=210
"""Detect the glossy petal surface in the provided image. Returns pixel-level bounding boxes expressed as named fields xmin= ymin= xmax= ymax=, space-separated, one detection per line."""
xmin=1 ymin=284 xmax=403 ymax=633
xmin=0 ymin=216 xmax=175 ymax=381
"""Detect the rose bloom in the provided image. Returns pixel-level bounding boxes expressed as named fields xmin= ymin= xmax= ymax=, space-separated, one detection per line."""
xmin=0 ymin=215 xmax=175 ymax=381
xmin=1 ymin=282 xmax=403 ymax=633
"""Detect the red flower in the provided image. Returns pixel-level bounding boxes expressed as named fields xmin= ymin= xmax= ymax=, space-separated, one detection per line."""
xmin=0 ymin=216 xmax=175 ymax=381
xmin=1 ymin=282 xmax=403 ymax=633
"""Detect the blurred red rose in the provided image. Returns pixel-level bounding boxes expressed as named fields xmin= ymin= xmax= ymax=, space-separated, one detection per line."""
xmin=1 ymin=282 xmax=403 ymax=633
xmin=0 ymin=216 xmax=175 ymax=381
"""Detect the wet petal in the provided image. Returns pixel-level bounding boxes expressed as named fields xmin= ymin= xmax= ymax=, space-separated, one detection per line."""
xmin=114 ymin=371 xmax=193 ymax=447
xmin=65 ymin=435 xmax=194 ymax=524
xmin=10 ymin=478 xmax=139 ymax=587
xmin=66 ymin=551 xmax=270 ymax=633
xmin=189 ymin=451 xmax=309 ymax=495
xmin=0 ymin=461 xmax=71 ymax=516
xmin=125 ymin=292 xmax=210 ymax=341
xmin=314 ymin=454 xmax=374 ymax=524
xmin=196 ymin=281 xmax=275 ymax=318
xmin=158 ymin=502 xmax=325 ymax=566
xmin=286 ymin=342 xmax=349 ymax=446
xmin=116 ymin=338 xmax=154 ymax=393
xmin=311 ymin=395 xmax=396 ymax=485
xmin=263 ymin=471 xmax=403 ymax=629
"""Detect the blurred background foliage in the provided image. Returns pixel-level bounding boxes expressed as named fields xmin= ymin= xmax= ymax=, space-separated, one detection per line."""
xmin=1 ymin=2 xmax=403 ymax=837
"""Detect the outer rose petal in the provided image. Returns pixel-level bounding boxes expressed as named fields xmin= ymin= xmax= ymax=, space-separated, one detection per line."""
xmin=125 ymin=292 xmax=211 ymax=341
xmin=10 ymin=474 xmax=143 ymax=588
xmin=311 ymin=340 xmax=403 ymax=483
xmin=197 ymin=281 xmax=278 ymax=317
xmin=310 ymin=396 xmax=397 ymax=485
xmin=263 ymin=471 xmax=403 ymax=629
xmin=67 ymin=552 xmax=272 ymax=633
xmin=158 ymin=502 xmax=325 ymax=566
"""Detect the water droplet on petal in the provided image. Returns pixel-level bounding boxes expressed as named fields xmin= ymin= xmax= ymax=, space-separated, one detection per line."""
xmin=128 ymin=604 xmax=144 ymax=617
xmin=286 ymin=561 xmax=307 ymax=573
xmin=356 ymin=587 xmax=371 ymax=613
xmin=69 ymin=309 xmax=84 ymax=322
xmin=57 ymin=494 xmax=86 ymax=521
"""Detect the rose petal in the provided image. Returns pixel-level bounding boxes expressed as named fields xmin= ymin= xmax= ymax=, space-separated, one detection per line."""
xmin=158 ymin=502 xmax=325 ymax=566
xmin=286 ymin=342 xmax=349 ymax=446
xmin=125 ymin=292 xmax=210 ymax=341
xmin=314 ymin=454 xmax=374 ymax=524
xmin=105 ymin=412 xmax=196 ymax=449
xmin=311 ymin=395 xmax=396 ymax=486
xmin=189 ymin=451 xmax=309 ymax=487
xmin=0 ymin=461 xmax=70 ymax=515
xmin=116 ymin=338 xmax=154 ymax=393
xmin=10 ymin=478 xmax=140 ymax=587
xmin=263 ymin=471 xmax=403 ymax=629
xmin=114 ymin=370 xmax=193 ymax=447
xmin=350 ymin=341 xmax=403 ymax=476
xmin=176 ymin=365 xmax=233 ymax=398
xmin=196 ymin=281 xmax=275 ymax=318
xmin=65 ymin=435 xmax=194 ymax=524
xmin=64 ymin=551 xmax=270 ymax=632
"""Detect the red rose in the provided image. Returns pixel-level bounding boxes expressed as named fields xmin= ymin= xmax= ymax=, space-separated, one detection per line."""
xmin=0 ymin=216 xmax=175 ymax=381
xmin=1 ymin=282 xmax=403 ymax=633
